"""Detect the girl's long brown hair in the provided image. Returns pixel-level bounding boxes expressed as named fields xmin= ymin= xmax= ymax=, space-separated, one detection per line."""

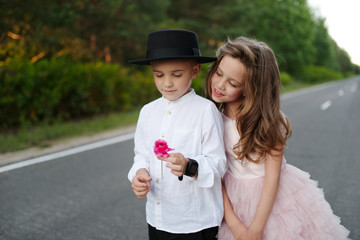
xmin=206 ymin=37 xmax=291 ymax=163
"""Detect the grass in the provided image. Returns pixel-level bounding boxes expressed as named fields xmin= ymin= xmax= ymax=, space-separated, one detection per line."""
xmin=0 ymin=80 xmax=321 ymax=154
xmin=0 ymin=109 xmax=140 ymax=154
xmin=282 ymin=80 xmax=314 ymax=93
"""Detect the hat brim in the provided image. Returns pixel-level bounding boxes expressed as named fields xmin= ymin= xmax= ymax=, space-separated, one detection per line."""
xmin=128 ymin=56 xmax=217 ymax=65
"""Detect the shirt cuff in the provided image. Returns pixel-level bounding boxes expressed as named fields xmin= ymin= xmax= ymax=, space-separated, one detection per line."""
xmin=127 ymin=161 xmax=149 ymax=182
xmin=192 ymin=156 xmax=215 ymax=188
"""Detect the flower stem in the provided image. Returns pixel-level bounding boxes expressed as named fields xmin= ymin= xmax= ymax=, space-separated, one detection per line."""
xmin=161 ymin=160 xmax=163 ymax=179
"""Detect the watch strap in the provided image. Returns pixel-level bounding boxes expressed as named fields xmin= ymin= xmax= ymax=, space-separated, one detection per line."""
xmin=184 ymin=158 xmax=198 ymax=177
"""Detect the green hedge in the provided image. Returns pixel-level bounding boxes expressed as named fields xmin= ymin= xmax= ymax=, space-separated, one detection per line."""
xmin=0 ymin=58 xmax=160 ymax=129
xmin=3 ymin=59 xmax=346 ymax=131
xmin=280 ymin=72 xmax=293 ymax=86
xmin=0 ymin=59 xmax=212 ymax=130
xmin=301 ymin=65 xmax=343 ymax=83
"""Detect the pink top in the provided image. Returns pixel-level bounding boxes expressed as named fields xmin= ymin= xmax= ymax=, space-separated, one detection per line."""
xmin=222 ymin=114 xmax=286 ymax=179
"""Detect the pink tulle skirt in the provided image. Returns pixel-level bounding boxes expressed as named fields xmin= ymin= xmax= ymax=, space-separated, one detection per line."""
xmin=218 ymin=164 xmax=350 ymax=240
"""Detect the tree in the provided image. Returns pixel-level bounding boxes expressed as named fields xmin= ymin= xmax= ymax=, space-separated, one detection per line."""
xmin=312 ymin=17 xmax=338 ymax=70
xmin=248 ymin=0 xmax=316 ymax=75
xmin=0 ymin=0 xmax=355 ymax=74
xmin=333 ymin=41 xmax=354 ymax=74
xmin=0 ymin=0 xmax=170 ymax=64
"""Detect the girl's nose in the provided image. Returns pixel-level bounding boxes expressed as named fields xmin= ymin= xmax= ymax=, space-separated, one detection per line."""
xmin=217 ymin=79 xmax=226 ymax=90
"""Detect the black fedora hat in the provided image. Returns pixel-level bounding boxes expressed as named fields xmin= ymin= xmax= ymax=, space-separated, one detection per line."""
xmin=129 ymin=30 xmax=216 ymax=65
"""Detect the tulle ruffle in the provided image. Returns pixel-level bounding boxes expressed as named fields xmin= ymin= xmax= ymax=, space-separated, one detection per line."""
xmin=218 ymin=164 xmax=350 ymax=240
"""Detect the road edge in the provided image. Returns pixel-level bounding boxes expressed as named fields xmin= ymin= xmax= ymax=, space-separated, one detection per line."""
xmin=0 ymin=125 xmax=136 ymax=167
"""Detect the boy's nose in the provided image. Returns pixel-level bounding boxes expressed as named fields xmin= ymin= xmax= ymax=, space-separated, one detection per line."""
xmin=164 ymin=77 xmax=173 ymax=87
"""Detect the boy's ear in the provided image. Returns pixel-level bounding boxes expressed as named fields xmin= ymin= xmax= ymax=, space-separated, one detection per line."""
xmin=192 ymin=63 xmax=201 ymax=78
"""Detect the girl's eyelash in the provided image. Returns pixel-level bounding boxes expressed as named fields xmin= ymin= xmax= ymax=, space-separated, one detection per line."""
xmin=215 ymin=70 xmax=237 ymax=87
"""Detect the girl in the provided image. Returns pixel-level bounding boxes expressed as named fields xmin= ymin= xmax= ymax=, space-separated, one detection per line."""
xmin=206 ymin=37 xmax=350 ymax=240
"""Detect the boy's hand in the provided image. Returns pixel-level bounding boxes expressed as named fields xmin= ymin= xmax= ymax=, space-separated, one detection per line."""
xmin=131 ymin=168 xmax=152 ymax=199
xmin=158 ymin=153 xmax=189 ymax=177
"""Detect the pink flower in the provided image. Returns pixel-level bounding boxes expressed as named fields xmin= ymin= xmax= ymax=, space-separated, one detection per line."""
xmin=154 ymin=139 xmax=174 ymax=158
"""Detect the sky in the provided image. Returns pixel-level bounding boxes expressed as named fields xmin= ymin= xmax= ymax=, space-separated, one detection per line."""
xmin=307 ymin=0 xmax=360 ymax=66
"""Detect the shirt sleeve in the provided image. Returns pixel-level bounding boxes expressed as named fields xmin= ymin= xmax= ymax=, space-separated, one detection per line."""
xmin=127 ymin=107 xmax=150 ymax=182
xmin=192 ymin=103 xmax=227 ymax=188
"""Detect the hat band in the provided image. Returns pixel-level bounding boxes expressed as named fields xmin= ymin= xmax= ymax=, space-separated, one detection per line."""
xmin=146 ymin=48 xmax=201 ymax=59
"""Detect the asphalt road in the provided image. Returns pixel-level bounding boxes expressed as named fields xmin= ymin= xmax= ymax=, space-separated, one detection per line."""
xmin=281 ymin=76 xmax=360 ymax=239
xmin=0 ymin=76 xmax=359 ymax=240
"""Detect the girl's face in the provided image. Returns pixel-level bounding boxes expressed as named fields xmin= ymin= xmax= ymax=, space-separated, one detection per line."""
xmin=151 ymin=59 xmax=200 ymax=101
xmin=211 ymin=55 xmax=246 ymax=111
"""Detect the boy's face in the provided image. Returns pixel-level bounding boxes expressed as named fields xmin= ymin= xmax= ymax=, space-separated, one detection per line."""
xmin=151 ymin=59 xmax=200 ymax=101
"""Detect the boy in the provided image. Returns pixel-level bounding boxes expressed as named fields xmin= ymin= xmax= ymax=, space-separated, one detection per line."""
xmin=127 ymin=30 xmax=226 ymax=240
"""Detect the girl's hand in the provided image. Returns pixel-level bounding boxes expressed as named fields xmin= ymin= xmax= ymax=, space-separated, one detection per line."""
xmin=235 ymin=227 xmax=262 ymax=240
xmin=158 ymin=153 xmax=188 ymax=177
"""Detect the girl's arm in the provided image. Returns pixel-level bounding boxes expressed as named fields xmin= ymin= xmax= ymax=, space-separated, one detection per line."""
xmin=247 ymin=145 xmax=283 ymax=239
xmin=222 ymin=183 xmax=248 ymax=238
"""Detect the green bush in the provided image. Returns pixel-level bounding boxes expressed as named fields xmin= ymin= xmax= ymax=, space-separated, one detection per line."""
xmin=0 ymin=58 xmax=158 ymax=130
xmin=4 ymin=59 xmax=346 ymax=131
xmin=301 ymin=65 xmax=343 ymax=83
xmin=192 ymin=63 xmax=212 ymax=97
xmin=280 ymin=72 xmax=293 ymax=86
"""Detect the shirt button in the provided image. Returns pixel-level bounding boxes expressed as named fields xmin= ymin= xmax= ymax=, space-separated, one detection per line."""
xmin=167 ymin=111 xmax=171 ymax=115
xmin=156 ymin=201 xmax=160 ymax=205
xmin=156 ymin=179 xmax=160 ymax=184
xmin=161 ymin=135 xmax=165 ymax=138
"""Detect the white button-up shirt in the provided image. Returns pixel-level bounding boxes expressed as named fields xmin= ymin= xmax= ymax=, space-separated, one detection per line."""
xmin=128 ymin=89 xmax=227 ymax=234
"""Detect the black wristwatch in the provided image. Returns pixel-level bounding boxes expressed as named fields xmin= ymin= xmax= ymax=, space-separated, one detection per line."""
xmin=185 ymin=158 xmax=198 ymax=177
xmin=178 ymin=158 xmax=198 ymax=181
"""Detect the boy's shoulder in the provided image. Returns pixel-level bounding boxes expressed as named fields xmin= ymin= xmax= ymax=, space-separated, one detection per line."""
xmin=141 ymin=97 xmax=162 ymax=109
xmin=191 ymin=93 xmax=218 ymax=108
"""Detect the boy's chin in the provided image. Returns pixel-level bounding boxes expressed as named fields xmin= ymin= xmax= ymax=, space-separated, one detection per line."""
xmin=163 ymin=96 xmax=179 ymax=101
xmin=162 ymin=89 xmax=190 ymax=101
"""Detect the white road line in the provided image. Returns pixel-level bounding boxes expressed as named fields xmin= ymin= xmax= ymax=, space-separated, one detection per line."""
xmin=345 ymin=81 xmax=358 ymax=93
xmin=320 ymin=100 xmax=332 ymax=111
xmin=350 ymin=82 xmax=357 ymax=93
xmin=0 ymin=132 xmax=135 ymax=174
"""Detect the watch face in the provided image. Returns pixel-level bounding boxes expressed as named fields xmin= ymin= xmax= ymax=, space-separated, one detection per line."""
xmin=185 ymin=159 xmax=198 ymax=177
xmin=189 ymin=165 xmax=197 ymax=174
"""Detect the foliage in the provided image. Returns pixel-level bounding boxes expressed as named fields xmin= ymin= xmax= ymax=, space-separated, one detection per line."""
xmin=0 ymin=109 xmax=140 ymax=153
xmin=0 ymin=78 xmax=321 ymax=154
xmin=312 ymin=18 xmax=338 ymax=70
xmin=0 ymin=0 xmax=358 ymax=133
xmin=301 ymin=65 xmax=343 ymax=83
xmin=1 ymin=0 xmax=356 ymax=73
xmin=0 ymin=58 xmax=158 ymax=130
xmin=0 ymin=0 xmax=170 ymax=64
xmin=280 ymin=72 xmax=293 ymax=86
xmin=333 ymin=42 xmax=355 ymax=74
xmin=237 ymin=0 xmax=316 ymax=75
xmin=0 ymin=58 xmax=213 ymax=130
xmin=192 ymin=63 xmax=213 ymax=97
